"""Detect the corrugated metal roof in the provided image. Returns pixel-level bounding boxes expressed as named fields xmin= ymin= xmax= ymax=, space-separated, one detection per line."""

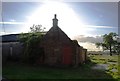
xmin=1 ymin=32 xmax=47 ymax=42
xmin=1 ymin=34 xmax=19 ymax=42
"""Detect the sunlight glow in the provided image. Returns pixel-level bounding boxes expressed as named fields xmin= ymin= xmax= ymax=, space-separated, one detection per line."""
xmin=25 ymin=1 xmax=88 ymax=38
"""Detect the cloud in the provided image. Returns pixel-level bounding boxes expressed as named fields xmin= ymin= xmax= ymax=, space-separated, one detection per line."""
xmin=0 ymin=22 xmax=26 ymax=25
xmin=74 ymin=35 xmax=103 ymax=43
xmin=79 ymin=42 xmax=102 ymax=51
xmin=2 ymin=0 xmax=119 ymax=2
xmin=0 ymin=32 xmax=5 ymax=36
xmin=9 ymin=19 xmax=16 ymax=22
xmin=83 ymin=25 xmax=114 ymax=29
xmin=74 ymin=35 xmax=104 ymax=51
xmin=0 ymin=31 xmax=20 ymax=36
xmin=0 ymin=31 xmax=11 ymax=36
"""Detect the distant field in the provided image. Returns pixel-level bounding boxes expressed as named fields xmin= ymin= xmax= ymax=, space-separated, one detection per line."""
xmin=89 ymin=55 xmax=118 ymax=63
xmin=2 ymin=55 xmax=119 ymax=81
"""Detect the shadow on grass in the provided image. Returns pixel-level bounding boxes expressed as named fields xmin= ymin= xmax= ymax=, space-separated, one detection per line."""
xmin=2 ymin=61 xmax=118 ymax=81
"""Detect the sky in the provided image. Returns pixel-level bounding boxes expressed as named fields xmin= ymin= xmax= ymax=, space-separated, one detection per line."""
xmin=0 ymin=1 xmax=118 ymax=51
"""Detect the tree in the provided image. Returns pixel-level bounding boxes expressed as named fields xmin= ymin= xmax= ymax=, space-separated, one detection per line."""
xmin=19 ymin=24 xmax=45 ymax=63
xmin=112 ymin=37 xmax=120 ymax=55
xmin=95 ymin=43 xmax=107 ymax=51
xmin=95 ymin=32 xmax=118 ymax=56
xmin=30 ymin=24 xmax=46 ymax=33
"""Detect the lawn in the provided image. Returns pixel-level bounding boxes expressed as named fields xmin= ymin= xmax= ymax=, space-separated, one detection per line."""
xmin=2 ymin=55 xmax=119 ymax=81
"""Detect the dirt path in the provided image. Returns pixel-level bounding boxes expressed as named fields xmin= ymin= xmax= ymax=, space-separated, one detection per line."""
xmin=91 ymin=64 xmax=108 ymax=70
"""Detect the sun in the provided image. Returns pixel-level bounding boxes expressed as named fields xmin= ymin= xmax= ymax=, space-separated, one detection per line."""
xmin=24 ymin=1 xmax=87 ymax=38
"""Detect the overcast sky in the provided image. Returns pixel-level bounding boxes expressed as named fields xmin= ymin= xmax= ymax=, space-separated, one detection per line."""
xmin=1 ymin=1 xmax=119 ymax=51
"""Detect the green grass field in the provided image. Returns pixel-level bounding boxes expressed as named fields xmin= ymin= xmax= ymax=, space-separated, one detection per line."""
xmin=2 ymin=55 xmax=119 ymax=80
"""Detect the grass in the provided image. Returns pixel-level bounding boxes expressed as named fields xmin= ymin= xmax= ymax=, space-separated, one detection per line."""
xmin=2 ymin=62 xmax=112 ymax=79
xmin=89 ymin=55 xmax=119 ymax=79
xmin=2 ymin=55 xmax=119 ymax=81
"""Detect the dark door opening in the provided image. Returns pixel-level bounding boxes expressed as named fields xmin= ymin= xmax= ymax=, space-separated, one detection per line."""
xmin=36 ymin=47 xmax=45 ymax=64
xmin=62 ymin=46 xmax=72 ymax=65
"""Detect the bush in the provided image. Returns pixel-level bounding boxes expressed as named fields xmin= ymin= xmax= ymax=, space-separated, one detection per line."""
xmin=19 ymin=24 xmax=45 ymax=64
